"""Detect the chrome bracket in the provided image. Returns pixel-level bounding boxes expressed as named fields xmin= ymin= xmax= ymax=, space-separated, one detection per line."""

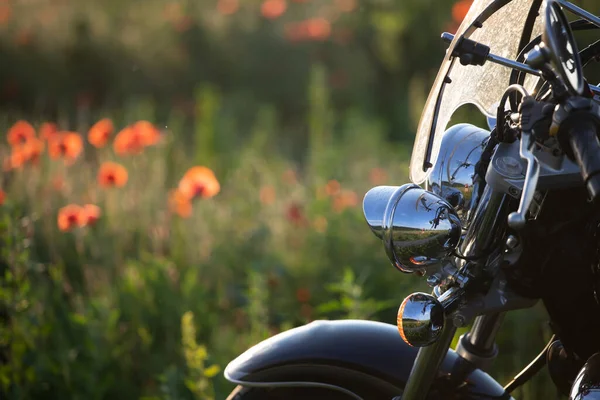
xmin=449 ymin=271 xmax=538 ymax=326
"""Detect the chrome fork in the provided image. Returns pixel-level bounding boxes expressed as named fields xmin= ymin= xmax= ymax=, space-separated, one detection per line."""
xmin=399 ymin=187 xmax=510 ymax=400
xmin=401 ymin=321 xmax=457 ymax=400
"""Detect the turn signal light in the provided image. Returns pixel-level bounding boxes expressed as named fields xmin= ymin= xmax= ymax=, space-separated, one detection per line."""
xmin=397 ymin=292 xmax=445 ymax=347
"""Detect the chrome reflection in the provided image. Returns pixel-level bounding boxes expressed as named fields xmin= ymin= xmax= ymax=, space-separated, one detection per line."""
xmin=397 ymin=292 xmax=445 ymax=347
xmin=363 ymin=184 xmax=462 ymax=274
xmin=426 ymin=124 xmax=491 ymax=226
xmin=570 ymin=352 xmax=600 ymax=400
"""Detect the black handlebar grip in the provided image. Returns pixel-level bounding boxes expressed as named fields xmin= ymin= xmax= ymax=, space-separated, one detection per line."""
xmin=568 ymin=119 xmax=600 ymax=200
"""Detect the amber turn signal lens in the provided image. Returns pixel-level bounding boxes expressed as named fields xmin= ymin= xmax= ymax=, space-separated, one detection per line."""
xmin=397 ymin=297 xmax=410 ymax=345
xmin=396 ymin=292 xmax=445 ymax=347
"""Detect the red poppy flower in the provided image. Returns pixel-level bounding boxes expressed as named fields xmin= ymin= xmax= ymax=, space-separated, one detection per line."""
xmin=332 ymin=190 xmax=359 ymax=213
xmin=113 ymin=126 xmax=143 ymax=156
xmin=21 ymin=138 xmax=45 ymax=165
xmin=4 ymin=145 xmax=28 ymax=170
xmin=88 ymin=118 xmax=114 ymax=148
xmin=452 ymin=0 xmax=473 ymax=23
xmin=48 ymin=132 xmax=83 ymax=162
xmin=325 ymin=180 xmax=340 ymax=196
xmin=259 ymin=185 xmax=276 ymax=205
xmin=81 ymin=204 xmax=101 ymax=226
xmin=0 ymin=189 xmax=5 ymax=206
xmin=286 ymin=19 xmax=332 ymax=42
xmin=7 ymin=120 xmax=35 ymax=146
xmin=178 ymin=166 xmax=220 ymax=200
xmin=133 ymin=120 xmax=161 ymax=147
xmin=286 ymin=202 xmax=306 ymax=226
xmin=57 ymin=204 xmax=84 ymax=232
xmin=97 ymin=162 xmax=128 ymax=188
xmin=113 ymin=121 xmax=160 ymax=156
xmin=261 ymin=0 xmax=286 ymax=19
xmin=305 ymin=18 xmax=331 ymax=41
xmin=0 ymin=4 xmax=11 ymax=26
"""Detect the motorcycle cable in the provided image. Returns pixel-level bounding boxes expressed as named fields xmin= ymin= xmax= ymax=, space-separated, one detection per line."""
xmin=503 ymin=334 xmax=556 ymax=393
xmin=453 ymin=137 xmax=498 ymax=263
xmin=496 ymin=84 xmax=529 ymax=143
xmin=453 ymin=85 xmax=529 ymax=263
xmin=473 ymin=134 xmax=497 ymax=193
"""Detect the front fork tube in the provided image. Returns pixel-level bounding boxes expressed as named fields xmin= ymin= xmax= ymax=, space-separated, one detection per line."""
xmin=401 ymin=313 xmax=506 ymax=400
xmin=401 ymin=321 xmax=457 ymax=400
xmin=401 ymin=187 xmax=510 ymax=400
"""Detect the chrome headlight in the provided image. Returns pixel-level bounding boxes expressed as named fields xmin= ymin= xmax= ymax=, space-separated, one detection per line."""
xmin=425 ymin=123 xmax=490 ymax=226
xmin=363 ymin=184 xmax=462 ymax=274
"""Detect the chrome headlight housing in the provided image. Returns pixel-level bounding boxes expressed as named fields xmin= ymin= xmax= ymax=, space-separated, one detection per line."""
xmin=362 ymin=124 xmax=490 ymax=274
xmin=425 ymin=123 xmax=490 ymax=226
xmin=363 ymin=184 xmax=462 ymax=274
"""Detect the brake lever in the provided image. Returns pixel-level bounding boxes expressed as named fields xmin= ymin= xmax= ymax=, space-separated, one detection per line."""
xmin=507 ymin=131 xmax=541 ymax=230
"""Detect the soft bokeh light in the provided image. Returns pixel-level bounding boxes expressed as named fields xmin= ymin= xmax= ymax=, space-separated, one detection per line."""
xmin=261 ymin=0 xmax=287 ymax=19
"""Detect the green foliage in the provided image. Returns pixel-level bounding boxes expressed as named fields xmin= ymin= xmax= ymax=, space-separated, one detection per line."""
xmin=180 ymin=311 xmax=219 ymax=400
xmin=317 ymin=268 xmax=396 ymax=320
xmin=194 ymin=87 xmax=220 ymax=170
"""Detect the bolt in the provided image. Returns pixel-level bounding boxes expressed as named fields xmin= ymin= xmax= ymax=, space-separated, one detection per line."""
xmin=427 ymin=274 xmax=441 ymax=287
xmin=508 ymin=187 xmax=520 ymax=197
xmin=453 ymin=314 xmax=467 ymax=328
xmin=506 ymin=235 xmax=519 ymax=250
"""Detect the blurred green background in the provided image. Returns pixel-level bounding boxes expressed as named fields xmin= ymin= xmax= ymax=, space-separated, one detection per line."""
xmin=2 ymin=0 xmax=600 ymax=399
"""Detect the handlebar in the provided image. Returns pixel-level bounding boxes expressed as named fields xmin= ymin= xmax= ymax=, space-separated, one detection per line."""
xmin=568 ymin=119 xmax=600 ymax=200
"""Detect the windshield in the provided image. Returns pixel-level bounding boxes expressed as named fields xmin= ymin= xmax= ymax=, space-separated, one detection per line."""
xmin=410 ymin=0 xmax=543 ymax=184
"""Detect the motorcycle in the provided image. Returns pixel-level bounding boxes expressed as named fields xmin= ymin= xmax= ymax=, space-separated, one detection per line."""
xmin=224 ymin=0 xmax=600 ymax=398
